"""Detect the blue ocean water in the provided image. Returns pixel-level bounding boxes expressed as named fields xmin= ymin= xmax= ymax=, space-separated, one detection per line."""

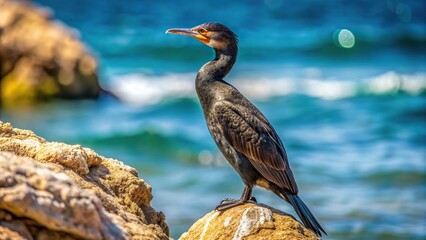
xmin=2 ymin=0 xmax=426 ymax=239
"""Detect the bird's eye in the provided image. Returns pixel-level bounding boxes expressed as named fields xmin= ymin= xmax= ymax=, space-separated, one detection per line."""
xmin=198 ymin=28 xmax=207 ymax=34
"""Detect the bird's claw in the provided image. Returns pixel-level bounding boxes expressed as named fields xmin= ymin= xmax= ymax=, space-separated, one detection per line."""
xmin=219 ymin=196 xmax=257 ymax=205
xmin=219 ymin=198 xmax=238 ymax=205
xmin=215 ymin=197 xmax=258 ymax=211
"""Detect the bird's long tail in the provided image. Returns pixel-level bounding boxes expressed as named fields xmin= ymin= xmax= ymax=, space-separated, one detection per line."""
xmin=286 ymin=194 xmax=326 ymax=237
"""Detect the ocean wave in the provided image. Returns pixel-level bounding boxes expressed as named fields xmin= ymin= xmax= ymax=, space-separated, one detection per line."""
xmin=109 ymin=71 xmax=426 ymax=106
xmin=109 ymin=73 xmax=195 ymax=106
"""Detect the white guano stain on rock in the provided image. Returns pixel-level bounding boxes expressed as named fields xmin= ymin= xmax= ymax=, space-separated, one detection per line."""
xmin=224 ymin=216 xmax=232 ymax=227
xmin=199 ymin=211 xmax=219 ymax=240
xmin=232 ymin=206 xmax=274 ymax=240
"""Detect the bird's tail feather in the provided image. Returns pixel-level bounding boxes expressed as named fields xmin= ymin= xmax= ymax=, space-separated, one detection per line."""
xmin=287 ymin=194 xmax=326 ymax=237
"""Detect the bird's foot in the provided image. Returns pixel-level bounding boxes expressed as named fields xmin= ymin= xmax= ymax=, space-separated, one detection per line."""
xmin=219 ymin=198 xmax=237 ymax=205
xmin=220 ymin=196 xmax=257 ymax=205
xmin=215 ymin=197 xmax=257 ymax=211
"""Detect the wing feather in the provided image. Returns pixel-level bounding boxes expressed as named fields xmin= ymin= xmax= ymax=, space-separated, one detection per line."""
xmin=213 ymin=101 xmax=298 ymax=194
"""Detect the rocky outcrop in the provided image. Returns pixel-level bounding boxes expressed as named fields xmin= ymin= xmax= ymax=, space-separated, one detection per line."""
xmin=0 ymin=0 xmax=101 ymax=107
xmin=0 ymin=151 xmax=124 ymax=240
xmin=0 ymin=122 xmax=169 ymax=240
xmin=179 ymin=203 xmax=319 ymax=240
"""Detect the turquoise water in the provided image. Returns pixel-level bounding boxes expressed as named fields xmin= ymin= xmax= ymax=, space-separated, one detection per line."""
xmin=3 ymin=0 xmax=426 ymax=239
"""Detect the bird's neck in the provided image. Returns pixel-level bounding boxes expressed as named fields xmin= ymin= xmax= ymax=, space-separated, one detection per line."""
xmin=195 ymin=46 xmax=237 ymax=108
xmin=195 ymin=44 xmax=238 ymax=110
xmin=197 ymin=45 xmax=238 ymax=83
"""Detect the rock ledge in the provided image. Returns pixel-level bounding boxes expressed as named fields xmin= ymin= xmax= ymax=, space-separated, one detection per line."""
xmin=0 ymin=122 xmax=169 ymax=240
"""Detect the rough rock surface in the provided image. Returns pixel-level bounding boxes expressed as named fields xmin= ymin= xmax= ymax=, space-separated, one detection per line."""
xmin=179 ymin=203 xmax=319 ymax=240
xmin=0 ymin=122 xmax=169 ymax=240
xmin=0 ymin=0 xmax=101 ymax=107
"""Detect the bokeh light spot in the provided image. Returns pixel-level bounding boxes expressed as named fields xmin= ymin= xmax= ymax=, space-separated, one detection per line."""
xmin=337 ymin=29 xmax=355 ymax=48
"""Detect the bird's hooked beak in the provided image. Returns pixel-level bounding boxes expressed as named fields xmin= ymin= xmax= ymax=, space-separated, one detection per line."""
xmin=166 ymin=28 xmax=210 ymax=45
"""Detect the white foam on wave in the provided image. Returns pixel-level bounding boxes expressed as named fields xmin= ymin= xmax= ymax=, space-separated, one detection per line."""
xmin=110 ymin=71 xmax=426 ymax=106
xmin=233 ymin=76 xmax=358 ymax=100
xmin=365 ymin=71 xmax=426 ymax=95
xmin=111 ymin=73 xmax=195 ymax=106
xmin=236 ymin=71 xmax=426 ymax=100
xmin=234 ymin=76 xmax=296 ymax=100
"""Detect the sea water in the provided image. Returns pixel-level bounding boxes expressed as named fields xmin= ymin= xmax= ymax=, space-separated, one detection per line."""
xmin=2 ymin=0 xmax=425 ymax=239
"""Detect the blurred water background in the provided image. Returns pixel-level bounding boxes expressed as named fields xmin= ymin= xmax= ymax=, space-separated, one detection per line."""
xmin=2 ymin=0 xmax=426 ymax=239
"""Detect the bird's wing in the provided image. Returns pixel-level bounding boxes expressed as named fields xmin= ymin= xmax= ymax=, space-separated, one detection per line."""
xmin=213 ymin=101 xmax=298 ymax=194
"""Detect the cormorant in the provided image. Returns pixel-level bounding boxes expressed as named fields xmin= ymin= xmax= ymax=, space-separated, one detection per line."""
xmin=166 ymin=22 xmax=326 ymax=237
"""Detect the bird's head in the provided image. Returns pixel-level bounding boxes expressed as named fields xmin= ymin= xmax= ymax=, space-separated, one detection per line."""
xmin=166 ymin=22 xmax=238 ymax=51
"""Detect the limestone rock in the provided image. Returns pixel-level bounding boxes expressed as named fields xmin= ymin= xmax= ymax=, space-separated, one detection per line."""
xmin=0 ymin=151 xmax=124 ymax=240
xmin=0 ymin=122 xmax=169 ymax=240
xmin=0 ymin=0 xmax=101 ymax=107
xmin=179 ymin=203 xmax=319 ymax=240
xmin=0 ymin=121 xmax=101 ymax=174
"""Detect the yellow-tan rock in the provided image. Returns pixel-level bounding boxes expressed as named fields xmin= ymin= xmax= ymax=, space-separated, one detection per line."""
xmin=0 ymin=0 xmax=101 ymax=107
xmin=179 ymin=203 xmax=319 ymax=240
xmin=0 ymin=122 xmax=169 ymax=240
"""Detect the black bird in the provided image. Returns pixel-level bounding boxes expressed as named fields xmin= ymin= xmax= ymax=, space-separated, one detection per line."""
xmin=166 ymin=23 xmax=326 ymax=237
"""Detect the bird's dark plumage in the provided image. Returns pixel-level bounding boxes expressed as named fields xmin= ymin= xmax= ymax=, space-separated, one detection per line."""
xmin=166 ymin=22 xmax=326 ymax=237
